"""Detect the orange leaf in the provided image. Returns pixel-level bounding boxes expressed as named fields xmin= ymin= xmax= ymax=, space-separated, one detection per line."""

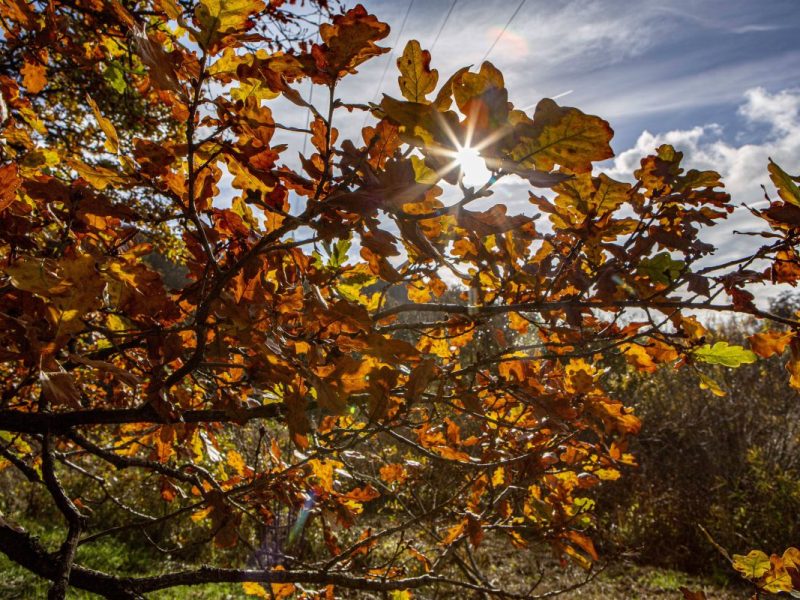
xmin=379 ymin=463 xmax=409 ymax=485
xmin=440 ymin=519 xmax=466 ymax=546
xmin=0 ymin=164 xmax=21 ymax=212
xmin=749 ymin=330 xmax=793 ymax=358
xmin=21 ymin=59 xmax=46 ymax=93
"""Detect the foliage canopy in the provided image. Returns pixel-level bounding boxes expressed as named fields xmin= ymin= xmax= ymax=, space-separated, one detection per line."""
xmin=1 ymin=1 xmax=799 ymax=598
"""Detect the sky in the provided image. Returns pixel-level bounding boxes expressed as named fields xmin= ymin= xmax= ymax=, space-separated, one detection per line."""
xmin=270 ymin=0 xmax=800 ymax=301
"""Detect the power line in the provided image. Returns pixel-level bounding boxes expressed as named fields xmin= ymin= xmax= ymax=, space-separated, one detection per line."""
xmin=429 ymin=0 xmax=458 ymax=53
xmin=480 ymin=0 xmax=526 ymax=64
xmin=363 ymin=0 xmax=415 ymax=127
xmin=302 ymin=11 xmax=322 ymax=156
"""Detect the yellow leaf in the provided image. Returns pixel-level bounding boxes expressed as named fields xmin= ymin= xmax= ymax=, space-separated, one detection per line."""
xmin=768 ymin=159 xmax=800 ymax=207
xmin=226 ymin=450 xmax=247 ymax=476
xmin=231 ymin=77 xmax=280 ymax=102
xmin=86 ymin=95 xmax=119 ymax=154
xmin=698 ymin=372 xmax=726 ymax=397
xmin=397 ymin=40 xmax=438 ymax=103
xmin=440 ymin=519 xmax=466 ymax=546
xmin=492 ymin=467 xmax=505 ymax=486
xmin=594 ymin=468 xmax=621 ymax=481
xmin=787 ymin=355 xmax=800 ymax=390
xmin=511 ymin=98 xmax=613 ymax=174
xmin=732 ymin=550 xmax=771 ymax=580
xmin=762 ymin=562 xmax=793 ymax=593
xmin=195 ymin=0 xmax=265 ymax=50
xmin=241 ymin=582 xmax=268 ymax=598
xmin=407 ymin=279 xmax=432 ymax=303
xmin=68 ymin=159 xmax=127 ymax=190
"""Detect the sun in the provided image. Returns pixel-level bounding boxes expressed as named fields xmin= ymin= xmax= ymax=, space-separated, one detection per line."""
xmin=454 ymin=145 xmax=491 ymax=187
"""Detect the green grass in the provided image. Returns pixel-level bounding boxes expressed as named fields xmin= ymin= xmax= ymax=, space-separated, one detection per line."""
xmin=0 ymin=527 xmax=749 ymax=599
xmin=0 ymin=532 xmax=247 ymax=599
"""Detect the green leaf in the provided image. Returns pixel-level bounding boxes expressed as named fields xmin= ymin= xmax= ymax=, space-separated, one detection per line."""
xmin=330 ymin=239 xmax=351 ymax=268
xmin=694 ymin=342 xmax=757 ymax=368
xmin=768 ymin=159 xmax=800 ymax=207
xmin=637 ymin=252 xmax=684 ymax=285
xmin=732 ymin=550 xmax=771 ymax=580
xmin=104 ymin=62 xmax=127 ymax=94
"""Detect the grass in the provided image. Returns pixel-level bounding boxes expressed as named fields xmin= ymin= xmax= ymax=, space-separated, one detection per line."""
xmin=0 ymin=532 xmax=245 ymax=599
xmin=0 ymin=522 xmax=751 ymax=599
xmin=0 ymin=551 xmax=751 ymax=599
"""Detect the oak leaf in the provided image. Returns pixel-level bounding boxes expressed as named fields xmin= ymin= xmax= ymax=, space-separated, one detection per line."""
xmin=510 ymin=98 xmax=613 ymax=174
xmin=749 ymin=330 xmax=793 ymax=358
xmin=693 ymin=342 xmax=757 ymax=368
xmin=397 ymin=40 xmax=438 ymax=103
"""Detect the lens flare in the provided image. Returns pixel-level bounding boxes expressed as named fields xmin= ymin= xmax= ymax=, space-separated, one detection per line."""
xmin=454 ymin=145 xmax=491 ymax=186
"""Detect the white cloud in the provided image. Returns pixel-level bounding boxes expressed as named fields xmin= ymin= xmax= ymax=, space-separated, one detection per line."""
xmin=605 ymin=86 xmax=800 ymax=302
xmin=738 ymin=86 xmax=800 ymax=134
xmin=607 ymin=87 xmax=800 ymax=202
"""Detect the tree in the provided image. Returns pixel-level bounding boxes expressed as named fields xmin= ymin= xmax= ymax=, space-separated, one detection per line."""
xmin=1 ymin=1 xmax=799 ymax=598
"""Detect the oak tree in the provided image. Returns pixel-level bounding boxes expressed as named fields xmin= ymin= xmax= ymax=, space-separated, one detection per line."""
xmin=1 ymin=1 xmax=799 ymax=598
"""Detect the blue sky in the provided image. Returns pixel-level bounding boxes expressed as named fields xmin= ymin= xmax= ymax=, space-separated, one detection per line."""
xmin=270 ymin=0 xmax=800 ymax=301
xmin=347 ymin=0 xmax=798 ymax=148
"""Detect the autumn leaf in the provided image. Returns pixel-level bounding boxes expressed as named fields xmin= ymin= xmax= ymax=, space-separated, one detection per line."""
xmin=768 ymin=159 xmax=800 ymax=207
xmin=68 ymin=159 xmax=128 ymax=190
xmin=21 ymin=58 xmax=46 ymax=93
xmin=440 ymin=519 xmax=466 ymax=546
xmin=693 ymin=342 xmax=757 ymax=368
xmin=698 ymin=372 xmax=726 ymax=397
xmin=397 ymin=40 xmax=438 ymax=103
xmin=749 ymin=330 xmax=793 ymax=358
xmin=86 ymin=95 xmax=119 ymax=154
xmin=312 ymin=4 xmax=390 ymax=80
xmin=510 ymin=98 xmax=614 ymax=173
xmin=195 ymin=0 xmax=265 ymax=51
xmin=405 ymin=359 xmax=436 ymax=403
xmin=554 ymin=172 xmax=631 ymax=219
xmin=131 ymin=25 xmax=182 ymax=92
xmin=732 ymin=550 xmax=771 ymax=580
xmin=762 ymin=555 xmax=793 ymax=594
xmin=637 ymin=252 xmax=684 ymax=285
xmin=0 ymin=163 xmax=21 ymax=212
xmin=379 ymin=463 xmax=408 ymax=485
xmin=679 ymin=587 xmax=707 ymax=600
xmin=40 ymin=370 xmax=82 ymax=408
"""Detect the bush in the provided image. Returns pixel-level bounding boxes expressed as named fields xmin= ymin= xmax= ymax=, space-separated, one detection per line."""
xmin=596 ymin=310 xmax=800 ymax=573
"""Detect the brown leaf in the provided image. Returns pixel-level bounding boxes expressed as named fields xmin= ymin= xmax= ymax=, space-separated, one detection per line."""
xmin=0 ymin=163 xmax=21 ymax=212
xmin=405 ymin=359 xmax=436 ymax=403
xmin=679 ymin=587 xmax=707 ymax=600
xmin=40 ymin=371 xmax=82 ymax=408
xmin=457 ymin=205 xmax=533 ymax=237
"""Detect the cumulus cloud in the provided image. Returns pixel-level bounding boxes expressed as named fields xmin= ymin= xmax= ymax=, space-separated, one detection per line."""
xmin=607 ymin=87 xmax=800 ymax=206
xmin=604 ymin=87 xmax=800 ymax=302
